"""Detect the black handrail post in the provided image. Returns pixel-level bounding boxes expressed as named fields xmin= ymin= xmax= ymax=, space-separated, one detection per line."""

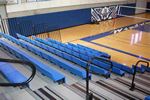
xmin=86 ymin=56 xmax=112 ymax=100
xmin=130 ymin=65 xmax=136 ymax=91
xmin=86 ymin=64 xmax=89 ymax=100
xmin=130 ymin=60 xmax=149 ymax=91
xmin=86 ymin=58 xmax=93 ymax=100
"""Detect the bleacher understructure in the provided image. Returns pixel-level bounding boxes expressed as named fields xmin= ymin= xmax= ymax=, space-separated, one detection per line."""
xmin=0 ymin=32 xmax=150 ymax=100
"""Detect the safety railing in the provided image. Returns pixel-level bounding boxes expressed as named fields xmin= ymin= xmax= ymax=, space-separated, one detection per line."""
xmin=0 ymin=58 xmax=36 ymax=87
xmin=130 ymin=60 xmax=149 ymax=91
xmin=85 ymin=56 xmax=113 ymax=100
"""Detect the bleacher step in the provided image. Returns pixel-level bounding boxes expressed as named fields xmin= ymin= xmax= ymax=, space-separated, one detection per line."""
xmin=127 ymin=76 xmax=150 ymax=87
xmin=96 ymin=80 xmax=142 ymax=100
xmin=69 ymin=83 xmax=106 ymax=100
xmin=114 ymin=78 xmax=150 ymax=95
xmin=138 ymin=74 xmax=150 ymax=81
xmin=105 ymin=79 xmax=147 ymax=99
xmin=33 ymin=87 xmax=61 ymax=100
xmin=81 ymin=81 xmax=121 ymax=100
xmin=50 ymin=85 xmax=84 ymax=100
xmin=119 ymin=77 xmax=150 ymax=92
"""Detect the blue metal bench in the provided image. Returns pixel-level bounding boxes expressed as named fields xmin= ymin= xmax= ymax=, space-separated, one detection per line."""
xmin=21 ymin=36 xmax=112 ymax=78
xmin=33 ymin=37 xmax=125 ymax=76
xmin=0 ymin=39 xmax=65 ymax=83
xmin=141 ymin=64 xmax=150 ymax=72
xmin=15 ymin=37 xmax=89 ymax=79
xmin=112 ymin=61 xmax=134 ymax=74
xmin=19 ymin=35 xmax=126 ymax=77
xmin=145 ymin=96 xmax=150 ymax=100
xmin=0 ymin=62 xmax=27 ymax=83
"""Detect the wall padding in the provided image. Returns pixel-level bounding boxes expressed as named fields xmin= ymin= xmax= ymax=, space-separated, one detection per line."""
xmin=8 ymin=8 xmax=91 ymax=37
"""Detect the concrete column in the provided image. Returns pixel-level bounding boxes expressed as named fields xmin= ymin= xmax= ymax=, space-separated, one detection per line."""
xmin=0 ymin=5 xmax=7 ymax=19
xmin=0 ymin=1 xmax=9 ymax=33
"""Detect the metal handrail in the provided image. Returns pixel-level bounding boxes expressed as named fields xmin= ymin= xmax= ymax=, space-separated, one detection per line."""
xmin=130 ymin=60 xmax=149 ymax=91
xmin=86 ymin=56 xmax=113 ymax=100
xmin=0 ymin=58 xmax=36 ymax=87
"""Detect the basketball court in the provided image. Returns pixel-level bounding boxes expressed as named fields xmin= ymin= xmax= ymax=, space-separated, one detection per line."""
xmin=0 ymin=1 xmax=150 ymax=100
xmin=30 ymin=7 xmax=150 ymax=67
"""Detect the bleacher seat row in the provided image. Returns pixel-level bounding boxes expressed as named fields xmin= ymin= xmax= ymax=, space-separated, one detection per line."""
xmin=46 ymin=38 xmax=133 ymax=74
xmin=33 ymin=37 xmax=126 ymax=76
xmin=47 ymin=38 xmax=111 ymax=59
xmin=46 ymin=38 xmax=110 ymax=59
xmin=145 ymin=96 xmax=150 ymax=100
xmin=0 ymin=62 xmax=27 ymax=84
xmin=66 ymin=43 xmax=144 ymax=73
xmin=0 ymin=33 xmax=65 ymax=84
xmin=20 ymin=40 xmax=89 ymax=79
xmin=18 ymin=34 xmax=112 ymax=77
xmin=18 ymin=34 xmax=126 ymax=77
xmin=47 ymin=38 xmax=148 ymax=73
xmin=50 ymin=37 xmax=150 ymax=73
xmin=9 ymin=33 xmax=90 ymax=79
xmin=1 ymin=32 xmax=148 ymax=83
xmin=46 ymin=38 xmax=136 ymax=73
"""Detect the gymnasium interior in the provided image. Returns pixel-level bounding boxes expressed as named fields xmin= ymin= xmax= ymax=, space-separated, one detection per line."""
xmin=0 ymin=0 xmax=150 ymax=100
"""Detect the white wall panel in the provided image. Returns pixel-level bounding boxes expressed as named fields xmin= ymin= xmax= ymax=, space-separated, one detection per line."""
xmin=0 ymin=5 xmax=8 ymax=33
xmin=6 ymin=0 xmax=128 ymax=18
xmin=0 ymin=5 xmax=7 ymax=18
xmin=136 ymin=0 xmax=147 ymax=14
xmin=7 ymin=0 xmax=18 ymax=4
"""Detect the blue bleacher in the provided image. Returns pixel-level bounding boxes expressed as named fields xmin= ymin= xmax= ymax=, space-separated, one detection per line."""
xmin=18 ymin=35 xmax=111 ymax=78
xmin=47 ymin=38 xmax=110 ymax=59
xmin=2 ymin=33 xmax=146 ymax=76
xmin=0 ymin=38 xmax=65 ymax=83
xmin=35 ymin=37 xmax=125 ymax=76
xmin=1 ymin=33 xmax=126 ymax=76
xmin=46 ymin=39 xmax=108 ymax=62
xmin=21 ymin=42 xmax=88 ymax=79
xmin=145 ymin=96 xmax=150 ymax=100
xmin=16 ymin=34 xmax=90 ymax=79
xmin=134 ymin=65 xmax=145 ymax=73
xmin=30 ymin=37 xmax=112 ymax=77
xmin=76 ymin=44 xmax=111 ymax=58
xmin=92 ymin=59 xmax=111 ymax=70
xmin=63 ymin=43 xmax=110 ymax=58
xmin=76 ymin=44 xmax=148 ymax=74
xmin=112 ymin=62 xmax=134 ymax=74
xmin=141 ymin=64 xmax=150 ymax=72
xmin=0 ymin=62 xmax=27 ymax=84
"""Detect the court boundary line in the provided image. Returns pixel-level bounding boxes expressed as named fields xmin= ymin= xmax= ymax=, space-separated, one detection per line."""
xmin=89 ymin=41 xmax=150 ymax=62
xmin=81 ymin=20 xmax=150 ymax=62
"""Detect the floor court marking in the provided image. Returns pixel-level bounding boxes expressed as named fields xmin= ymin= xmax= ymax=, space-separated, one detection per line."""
xmin=81 ymin=23 xmax=150 ymax=62
xmin=89 ymin=41 xmax=150 ymax=62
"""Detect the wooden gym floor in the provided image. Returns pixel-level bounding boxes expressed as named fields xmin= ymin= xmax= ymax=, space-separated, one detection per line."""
xmin=29 ymin=13 xmax=150 ymax=67
xmin=72 ymin=30 xmax=150 ymax=67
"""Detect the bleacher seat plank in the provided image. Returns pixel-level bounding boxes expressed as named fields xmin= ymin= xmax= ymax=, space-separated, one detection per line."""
xmin=0 ymin=62 xmax=27 ymax=84
xmin=0 ymin=39 xmax=65 ymax=83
